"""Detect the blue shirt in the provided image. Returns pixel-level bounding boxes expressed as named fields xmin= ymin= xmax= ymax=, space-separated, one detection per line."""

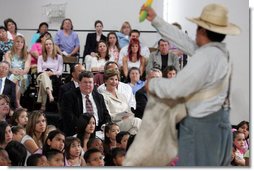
xmin=54 ymin=30 xmax=80 ymax=54
xmin=30 ymin=33 xmax=40 ymax=45
xmin=116 ymin=32 xmax=129 ymax=49
xmin=129 ymin=80 xmax=145 ymax=95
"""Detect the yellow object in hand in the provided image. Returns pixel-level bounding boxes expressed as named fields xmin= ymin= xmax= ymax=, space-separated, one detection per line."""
xmin=139 ymin=0 xmax=153 ymax=22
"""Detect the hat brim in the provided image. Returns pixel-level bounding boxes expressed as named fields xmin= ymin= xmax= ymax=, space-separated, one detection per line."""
xmin=187 ymin=17 xmax=241 ymax=35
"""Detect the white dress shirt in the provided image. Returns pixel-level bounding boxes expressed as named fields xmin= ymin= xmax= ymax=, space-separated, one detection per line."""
xmin=0 ymin=77 xmax=6 ymax=94
xmin=81 ymin=93 xmax=99 ymax=126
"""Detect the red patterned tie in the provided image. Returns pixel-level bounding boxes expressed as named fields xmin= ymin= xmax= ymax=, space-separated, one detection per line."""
xmin=85 ymin=95 xmax=94 ymax=114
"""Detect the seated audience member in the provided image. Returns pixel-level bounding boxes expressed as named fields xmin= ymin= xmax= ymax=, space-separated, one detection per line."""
xmin=84 ymin=148 xmax=105 ymax=166
xmin=83 ymin=20 xmax=106 ymax=59
xmin=26 ymin=153 xmax=48 ymax=166
xmin=107 ymin=32 xmax=120 ymax=63
xmin=21 ymin=111 xmax=47 ymax=157
xmin=162 ymin=65 xmax=177 ymax=79
xmin=0 ymin=61 xmax=16 ymax=109
xmin=76 ymin=115 xmax=96 ymax=153
xmin=235 ymin=121 xmax=249 ymax=153
xmin=30 ymin=32 xmax=52 ymax=71
xmin=231 ymin=131 xmax=246 ymax=166
xmin=112 ymin=147 xmax=126 ymax=166
xmin=0 ymin=26 xmax=13 ymax=61
xmin=122 ymin=38 xmax=146 ymax=79
xmin=171 ymin=22 xmax=188 ymax=69
xmin=0 ymin=95 xmax=11 ymax=122
xmin=61 ymin=71 xmax=111 ymax=136
xmin=3 ymin=18 xmax=23 ymax=40
xmin=97 ymin=61 xmax=136 ymax=109
xmin=131 ymin=68 xmax=162 ymax=119
xmin=54 ymin=18 xmax=80 ymax=58
xmin=42 ymin=130 xmax=65 ymax=154
xmin=5 ymin=141 xmax=27 ymax=166
xmin=116 ymin=131 xmax=130 ymax=150
xmin=90 ymin=40 xmax=110 ymax=86
xmin=44 ymin=149 xmax=64 ymax=167
xmin=0 ymin=148 xmax=11 ymax=166
xmin=37 ymin=38 xmax=63 ymax=112
xmin=127 ymin=67 xmax=145 ymax=94
xmin=30 ymin=22 xmax=49 ymax=45
xmin=64 ymin=136 xmax=86 ymax=166
xmin=5 ymin=35 xmax=31 ymax=109
xmin=58 ymin=63 xmax=85 ymax=103
xmin=11 ymin=125 xmax=25 ymax=142
xmin=10 ymin=107 xmax=28 ymax=128
xmin=0 ymin=121 xmax=12 ymax=149
xmin=103 ymin=123 xmax=120 ymax=159
xmin=116 ymin=21 xmax=132 ymax=48
xmin=87 ymin=137 xmax=104 ymax=154
xmin=146 ymin=39 xmax=179 ymax=74
xmin=118 ymin=29 xmax=150 ymax=67
xmin=102 ymin=69 xmax=142 ymax=135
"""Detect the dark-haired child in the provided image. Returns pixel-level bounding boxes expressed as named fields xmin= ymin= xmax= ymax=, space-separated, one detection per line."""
xmin=45 ymin=149 xmax=64 ymax=166
xmin=26 ymin=153 xmax=48 ymax=166
xmin=84 ymin=148 xmax=104 ymax=166
xmin=116 ymin=131 xmax=130 ymax=150
xmin=112 ymin=147 xmax=126 ymax=166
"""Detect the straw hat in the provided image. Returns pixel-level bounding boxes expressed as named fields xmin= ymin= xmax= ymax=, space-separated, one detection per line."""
xmin=187 ymin=3 xmax=240 ymax=35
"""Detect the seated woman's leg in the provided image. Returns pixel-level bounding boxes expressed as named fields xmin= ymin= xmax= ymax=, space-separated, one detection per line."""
xmin=36 ymin=73 xmax=54 ymax=111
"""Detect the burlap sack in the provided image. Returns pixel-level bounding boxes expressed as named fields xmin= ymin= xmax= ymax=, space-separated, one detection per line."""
xmin=124 ymin=94 xmax=186 ymax=166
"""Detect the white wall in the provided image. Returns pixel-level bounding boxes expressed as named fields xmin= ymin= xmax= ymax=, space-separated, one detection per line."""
xmin=0 ymin=0 xmax=249 ymax=124
xmin=164 ymin=0 xmax=249 ymax=124
xmin=0 ymin=0 xmax=163 ymax=50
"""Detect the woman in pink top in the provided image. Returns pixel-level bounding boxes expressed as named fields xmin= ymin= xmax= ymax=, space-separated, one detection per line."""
xmin=30 ymin=32 xmax=52 ymax=73
xmin=36 ymin=38 xmax=63 ymax=111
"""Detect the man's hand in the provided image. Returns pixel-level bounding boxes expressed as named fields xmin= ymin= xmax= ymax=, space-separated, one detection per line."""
xmin=140 ymin=6 xmax=157 ymax=22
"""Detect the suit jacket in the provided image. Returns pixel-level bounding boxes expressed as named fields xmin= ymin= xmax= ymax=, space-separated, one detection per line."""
xmin=61 ymin=87 xmax=111 ymax=136
xmin=83 ymin=33 xmax=106 ymax=57
xmin=102 ymin=91 xmax=133 ymax=121
xmin=58 ymin=81 xmax=75 ymax=103
xmin=146 ymin=50 xmax=180 ymax=73
xmin=131 ymin=86 xmax=147 ymax=119
xmin=2 ymin=78 xmax=16 ymax=109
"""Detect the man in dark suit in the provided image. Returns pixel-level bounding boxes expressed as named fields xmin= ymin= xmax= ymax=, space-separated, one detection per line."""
xmin=83 ymin=20 xmax=106 ymax=60
xmin=0 ymin=61 xmax=16 ymax=109
xmin=58 ymin=63 xmax=85 ymax=103
xmin=61 ymin=71 xmax=111 ymax=136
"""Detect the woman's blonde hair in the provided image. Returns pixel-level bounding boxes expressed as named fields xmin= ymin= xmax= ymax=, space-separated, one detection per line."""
xmin=10 ymin=35 xmax=28 ymax=61
xmin=42 ymin=38 xmax=58 ymax=62
xmin=120 ymin=21 xmax=132 ymax=34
